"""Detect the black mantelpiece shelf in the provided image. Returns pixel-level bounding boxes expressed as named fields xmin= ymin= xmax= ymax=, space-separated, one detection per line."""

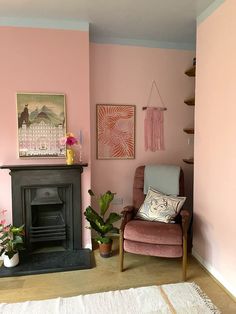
xmin=0 ymin=163 xmax=88 ymax=171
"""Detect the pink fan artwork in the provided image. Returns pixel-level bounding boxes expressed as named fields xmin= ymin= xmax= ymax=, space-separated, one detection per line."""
xmin=97 ymin=105 xmax=135 ymax=159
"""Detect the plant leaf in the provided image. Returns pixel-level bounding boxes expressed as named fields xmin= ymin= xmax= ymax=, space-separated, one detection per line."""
xmin=109 ymin=227 xmax=120 ymax=234
xmin=13 ymin=235 xmax=24 ymax=244
xmin=5 ymin=250 xmax=17 ymax=259
xmin=0 ymin=232 xmax=8 ymax=240
xmin=84 ymin=206 xmax=106 ymax=235
xmin=99 ymin=191 xmax=116 ymax=216
xmin=105 ymin=212 xmax=121 ymax=225
xmin=96 ymin=236 xmax=112 ymax=244
xmin=11 ymin=225 xmax=24 ymax=235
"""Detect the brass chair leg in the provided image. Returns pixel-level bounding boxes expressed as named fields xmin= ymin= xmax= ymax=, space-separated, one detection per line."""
xmin=119 ymin=231 xmax=124 ymax=272
xmin=182 ymin=235 xmax=187 ymax=281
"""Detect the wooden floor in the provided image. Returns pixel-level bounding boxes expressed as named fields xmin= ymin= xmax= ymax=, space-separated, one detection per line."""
xmin=0 ymin=241 xmax=235 ymax=313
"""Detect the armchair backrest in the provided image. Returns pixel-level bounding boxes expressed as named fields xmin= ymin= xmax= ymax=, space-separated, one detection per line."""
xmin=133 ymin=165 xmax=184 ymax=210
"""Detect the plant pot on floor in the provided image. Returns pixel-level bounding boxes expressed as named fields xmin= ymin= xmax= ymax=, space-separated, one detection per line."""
xmin=99 ymin=240 xmax=113 ymax=258
xmin=3 ymin=251 xmax=19 ymax=268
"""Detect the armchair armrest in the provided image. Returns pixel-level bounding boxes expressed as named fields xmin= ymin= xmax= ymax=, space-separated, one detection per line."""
xmin=180 ymin=208 xmax=192 ymax=236
xmin=120 ymin=205 xmax=136 ymax=231
xmin=121 ymin=205 xmax=136 ymax=214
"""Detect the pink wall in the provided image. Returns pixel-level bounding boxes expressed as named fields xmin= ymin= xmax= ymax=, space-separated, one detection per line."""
xmin=194 ymin=0 xmax=236 ymax=296
xmin=90 ymin=43 xmax=195 ymax=214
xmin=0 ymin=26 xmax=91 ymax=248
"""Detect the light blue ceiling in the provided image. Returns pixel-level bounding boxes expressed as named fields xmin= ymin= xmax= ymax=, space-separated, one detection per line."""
xmin=0 ymin=0 xmax=220 ymax=49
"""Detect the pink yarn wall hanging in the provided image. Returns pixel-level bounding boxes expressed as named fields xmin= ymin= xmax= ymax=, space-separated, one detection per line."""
xmin=143 ymin=80 xmax=167 ymax=151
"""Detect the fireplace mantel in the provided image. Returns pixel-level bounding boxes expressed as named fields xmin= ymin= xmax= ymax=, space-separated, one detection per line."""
xmin=1 ymin=163 xmax=88 ymax=171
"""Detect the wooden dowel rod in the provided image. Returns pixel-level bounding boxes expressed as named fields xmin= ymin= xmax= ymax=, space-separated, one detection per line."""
xmin=142 ymin=106 xmax=167 ymax=111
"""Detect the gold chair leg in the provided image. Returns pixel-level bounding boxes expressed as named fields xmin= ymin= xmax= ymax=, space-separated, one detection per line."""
xmin=182 ymin=235 xmax=187 ymax=281
xmin=119 ymin=231 xmax=124 ymax=272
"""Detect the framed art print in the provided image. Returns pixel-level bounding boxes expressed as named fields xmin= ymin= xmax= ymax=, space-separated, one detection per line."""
xmin=96 ymin=104 xmax=135 ymax=159
xmin=17 ymin=93 xmax=66 ymax=158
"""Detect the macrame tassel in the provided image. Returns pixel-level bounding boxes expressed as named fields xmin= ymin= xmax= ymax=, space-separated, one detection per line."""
xmin=144 ymin=107 xmax=165 ymax=151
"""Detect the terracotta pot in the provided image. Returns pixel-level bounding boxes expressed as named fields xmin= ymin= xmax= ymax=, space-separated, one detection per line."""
xmin=3 ymin=252 xmax=19 ymax=268
xmin=99 ymin=241 xmax=113 ymax=258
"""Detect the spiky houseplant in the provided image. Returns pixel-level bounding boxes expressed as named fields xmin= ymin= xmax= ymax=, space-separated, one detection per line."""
xmin=84 ymin=190 xmax=121 ymax=245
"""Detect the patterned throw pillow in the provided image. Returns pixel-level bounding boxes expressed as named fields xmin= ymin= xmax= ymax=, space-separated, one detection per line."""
xmin=136 ymin=187 xmax=186 ymax=223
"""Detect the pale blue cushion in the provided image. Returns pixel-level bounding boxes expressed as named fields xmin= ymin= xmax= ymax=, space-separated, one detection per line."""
xmin=144 ymin=165 xmax=180 ymax=195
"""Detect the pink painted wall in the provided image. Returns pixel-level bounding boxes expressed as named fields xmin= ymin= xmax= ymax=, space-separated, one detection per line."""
xmin=194 ymin=0 xmax=236 ymax=296
xmin=0 ymin=26 xmax=91 ymax=248
xmin=90 ymin=43 xmax=195 ymax=214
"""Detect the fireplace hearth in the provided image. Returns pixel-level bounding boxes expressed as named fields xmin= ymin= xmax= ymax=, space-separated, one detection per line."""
xmin=0 ymin=164 xmax=92 ymax=277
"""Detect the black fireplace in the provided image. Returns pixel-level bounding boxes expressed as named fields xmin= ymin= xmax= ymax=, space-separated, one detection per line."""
xmin=0 ymin=164 xmax=92 ymax=277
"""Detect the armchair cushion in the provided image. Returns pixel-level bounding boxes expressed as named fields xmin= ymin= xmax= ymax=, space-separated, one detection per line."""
xmin=124 ymin=220 xmax=182 ymax=245
xmin=136 ymin=187 xmax=186 ymax=223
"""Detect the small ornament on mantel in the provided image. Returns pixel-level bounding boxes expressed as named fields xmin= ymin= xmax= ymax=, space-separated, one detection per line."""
xmin=143 ymin=80 xmax=167 ymax=151
xmin=60 ymin=133 xmax=78 ymax=165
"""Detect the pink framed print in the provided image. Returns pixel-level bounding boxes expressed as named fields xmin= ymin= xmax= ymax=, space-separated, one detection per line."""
xmin=96 ymin=104 xmax=135 ymax=159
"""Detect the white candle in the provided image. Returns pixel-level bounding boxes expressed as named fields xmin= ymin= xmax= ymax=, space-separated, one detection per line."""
xmin=79 ymin=130 xmax=83 ymax=145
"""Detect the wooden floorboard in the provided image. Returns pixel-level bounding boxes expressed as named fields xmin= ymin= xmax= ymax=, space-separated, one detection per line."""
xmin=0 ymin=241 xmax=235 ymax=313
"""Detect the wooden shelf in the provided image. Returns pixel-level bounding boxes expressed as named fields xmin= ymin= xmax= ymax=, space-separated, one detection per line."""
xmin=183 ymin=158 xmax=194 ymax=164
xmin=185 ymin=66 xmax=196 ymax=77
xmin=184 ymin=98 xmax=195 ymax=106
xmin=183 ymin=128 xmax=194 ymax=134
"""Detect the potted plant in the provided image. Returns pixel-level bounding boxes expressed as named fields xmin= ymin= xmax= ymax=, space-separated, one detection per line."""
xmin=0 ymin=215 xmax=25 ymax=267
xmin=84 ymin=190 xmax=121 ymax=257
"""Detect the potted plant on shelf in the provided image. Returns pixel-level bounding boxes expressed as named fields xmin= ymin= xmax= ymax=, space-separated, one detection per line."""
xmin=0 ymin=212 xmax=25 ymax=267
xmin=84 ymin=190 xmax=121 ymax=257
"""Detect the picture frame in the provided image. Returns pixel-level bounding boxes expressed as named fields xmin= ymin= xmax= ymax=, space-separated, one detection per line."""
xmin=17 ymin=92 xmax=66 ymax=158
xmin=96 ymin=104 xmax=135 ymax=159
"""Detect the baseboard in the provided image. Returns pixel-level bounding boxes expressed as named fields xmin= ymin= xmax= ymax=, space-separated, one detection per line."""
xmin=192 ymin=249 xmax=236 ymax=300
xmin=84 ymin=243 xmax=92 ymax=250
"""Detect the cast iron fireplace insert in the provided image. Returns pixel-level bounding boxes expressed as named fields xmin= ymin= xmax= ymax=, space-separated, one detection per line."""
xmin=0 ymin=163 xmax=92 ymax=277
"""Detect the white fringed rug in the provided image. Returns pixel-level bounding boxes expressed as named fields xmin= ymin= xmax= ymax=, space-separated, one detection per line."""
xmin=0 ymin=282 xmax=220 ymax=314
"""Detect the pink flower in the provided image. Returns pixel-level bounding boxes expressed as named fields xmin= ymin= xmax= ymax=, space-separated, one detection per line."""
xmin=59 ymin=137 xmax=67 ymax=146
xmin=66 ymin=136 xmax=78 ymax=146
xmin=3 ymin=225 xmax=10 ymax=232
xmin=0 ymin=209 xmax=7 ymax=216
xmin=0 ymin=209 xmax=7 ymax=226
xmin=60 ymin=133 xmax=78 ymax=147
xmin=0 ymin=219 xmax=6 ymax=225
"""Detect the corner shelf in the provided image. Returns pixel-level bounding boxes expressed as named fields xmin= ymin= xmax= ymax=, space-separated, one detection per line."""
xmin=183 ymin=61 xmax=195 ymax=165
xmin=183 ymin=158 xmax=194 ymax=164
xmin=184 ymin=98 xmax=195 ymax=106
xmin=184 ymin=66 xmax=196 ymax=77
xmin=183 ymin=128 xmax=194 ymax=134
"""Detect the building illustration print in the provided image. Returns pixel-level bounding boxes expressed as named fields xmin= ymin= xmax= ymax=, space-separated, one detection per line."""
xmin=17 ymin=93 xmax=66 ymax=158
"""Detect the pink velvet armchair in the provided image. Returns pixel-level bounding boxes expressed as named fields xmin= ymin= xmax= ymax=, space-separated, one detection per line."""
xmin=119 ymin=165 xmax=191 ymax=281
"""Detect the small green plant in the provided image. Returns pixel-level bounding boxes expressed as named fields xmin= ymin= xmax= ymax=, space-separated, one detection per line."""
xmin=84 ymin=190 xmax=121 ymax=244
xmin=0 ymin=210 xmax=25 ymax=259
